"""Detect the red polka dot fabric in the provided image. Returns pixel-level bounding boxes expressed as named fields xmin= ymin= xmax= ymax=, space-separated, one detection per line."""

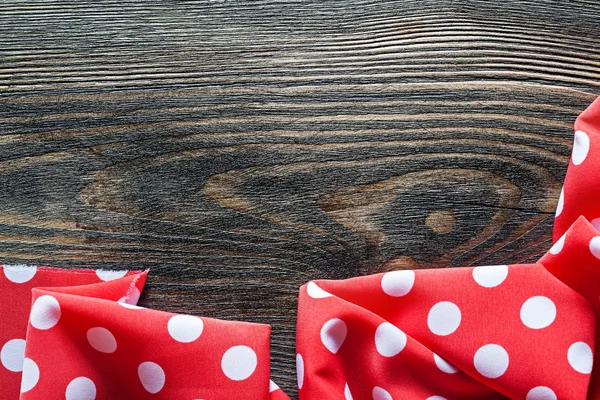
xmin=0 ymin=267 xmax=288 ymax=400
xmin=297 ymin=256 xmax=594 ymax=399
xmin=295 ymin=97 xmax=600 ymax=400
xmin=0 ymin=267 xmax=146 ymax=400
xmin=553 ymin=97 xmax=600 ymax=243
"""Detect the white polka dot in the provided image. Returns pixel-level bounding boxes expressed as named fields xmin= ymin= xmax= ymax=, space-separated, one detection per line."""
xmin=168 ymin=315 xmax=204 ymax=343
xmin=120 ymin=287 xmax=141 ymax=305
xmin=372 ymin=386 xmax=393 ymax=400
xmin=20 ymin=358 xmax=39 ymax=393
xmin=526 ymin=386 xmax=557 ymax=400
xmin=433 ymin=353 xmax=458 ymax=374
xmin=572 ymin=130 xmax=590 ymax=165
xmin=550 ymin=233 xmax=566 ymax=255
xmin=427 ymin=397 xmax=447 ymax=400
xmin=590 ymin=236 xmax=600 ymax=260
xmin=296 ymin=353 xmax=304 ymax=389
xmin=138 ymin=362 xmax=165 ymax=394
xmin=65 ymin=377 xmax=97 ymax=400
xmin=568 ymin=342 xmax=593 ymax=374
xmin=87 ymin=327 xmax=117 ymax=354
xmin=375 ymin=322 xmax=407 ymax=357
xmin=474 ymin=344 xmax=509 ymax=379
xmin=95 ymin=269 xmax=127 ymax=281
xmin=427 ymin=302 xmax=461 ymax=336
xmin=30 ymin=295 xmax=61 ymax=330
xmin=307 ymin=281 xmax=333 ymax=298
xmin=381 ymin=270 xmax=415 ymax=297
xmin=1 ymin=339 xmax=26 ymax=372
xmin=592 ymin=218 xmax=600 ymax=232
xmin=3 ymin=265 xmax=37 ymax=283
xmin=269 ymin=380 xmax=279 ymax=393
xmin=472 ymin=265 xmax=508 ymax=288
xmin=555 ymin=188 xmax=564 ymax=218
xmin=320 ymin=318 xmax=347 ymax=354
xmin=520 ymin=296 xmax=556 ymax=329
xmin=221 ymin=345 xmax=257 ymax=381
xmin=344 ymin=383 xmax=353 ymax=400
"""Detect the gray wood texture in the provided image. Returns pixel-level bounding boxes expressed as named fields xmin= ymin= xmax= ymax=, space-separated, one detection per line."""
xmin=1 ymin=0 xmax=600 ymax=396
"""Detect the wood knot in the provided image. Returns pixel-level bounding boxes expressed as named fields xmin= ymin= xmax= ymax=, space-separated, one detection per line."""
xmin=425 ymin=210 xmax=456 ymax=234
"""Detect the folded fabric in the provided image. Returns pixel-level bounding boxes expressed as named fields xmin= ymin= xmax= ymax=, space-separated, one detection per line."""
xmin=296 ymin=97 xmax=600 ymax=400
xmin=0 ymin=267 xmax=146 ymax=400
xmin=1 ymin=267 xmax=289 ymax=399
xmin=553 ymin=96 xmax=600 ymax=243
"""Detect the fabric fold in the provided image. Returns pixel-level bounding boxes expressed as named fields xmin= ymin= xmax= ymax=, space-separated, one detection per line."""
xmin=296 ymin=261 xmax=594 ymax=399
xmin=22 ymin=282 xmax=273 ymax=399
xmin=0 ymin=266 xmax=146 ymax=400
xmin=1 ymin=266 xmax=289 ymax=400
xmin=553 ymin=96 xmax=600 ymax=242
xmin=540 ymin=216 xmax=600 ymax=314
xmin=539 ymin=215 xmax=600 ymax=400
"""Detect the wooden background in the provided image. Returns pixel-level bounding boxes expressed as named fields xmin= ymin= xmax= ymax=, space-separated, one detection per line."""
xmin=1 ymin=0 xmax=600 ymax=396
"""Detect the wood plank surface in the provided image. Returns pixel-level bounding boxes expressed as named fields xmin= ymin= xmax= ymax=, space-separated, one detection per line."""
xmin=1 ymin=0 xmax=600 ymax=396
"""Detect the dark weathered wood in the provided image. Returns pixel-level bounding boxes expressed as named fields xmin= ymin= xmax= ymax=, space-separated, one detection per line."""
xmin=1 ymin=0 xmax=600 ymax=395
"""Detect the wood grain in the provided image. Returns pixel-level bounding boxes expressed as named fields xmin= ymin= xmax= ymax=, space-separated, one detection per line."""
xmin=1 ymin=0 xmax=600 ymax=395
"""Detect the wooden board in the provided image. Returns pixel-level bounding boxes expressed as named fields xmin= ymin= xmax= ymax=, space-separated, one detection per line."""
xmin=1 ymin=0 xmax=600 ymax=395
